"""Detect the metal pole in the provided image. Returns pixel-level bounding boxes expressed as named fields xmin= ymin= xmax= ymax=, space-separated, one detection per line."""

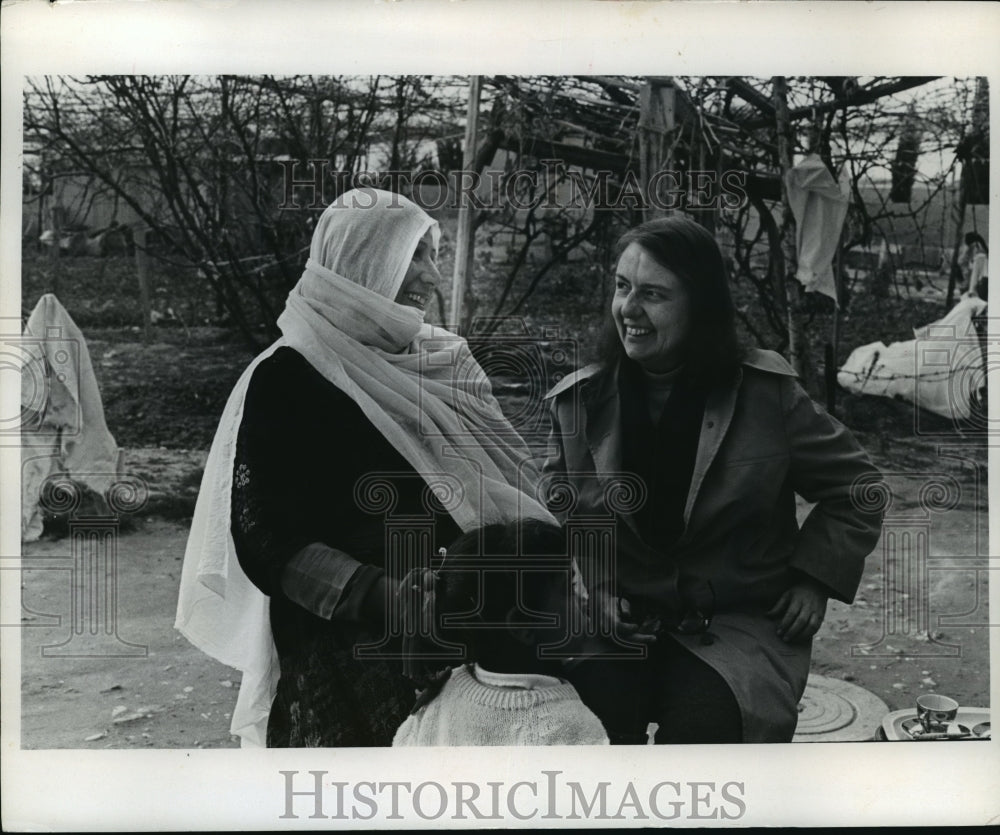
xmin=450 ymin=75 xmax=482 ymax=333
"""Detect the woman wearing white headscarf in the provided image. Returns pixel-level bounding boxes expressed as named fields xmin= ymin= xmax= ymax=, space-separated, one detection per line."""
xmin=176 ymin=188 xmax=553 ymax=747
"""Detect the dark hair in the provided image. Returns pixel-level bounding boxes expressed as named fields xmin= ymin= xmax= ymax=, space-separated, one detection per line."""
xmin=404 ymin=520 xmax=570 ymax=711
xmin=596 ymin=215 xmax=744 ymax=386
xmin=964 ymin=231 xmax=988 ymax=253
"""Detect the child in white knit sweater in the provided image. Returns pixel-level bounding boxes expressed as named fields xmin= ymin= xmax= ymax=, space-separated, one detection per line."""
xmin=392 ymin=521 xmax=609 ymax=746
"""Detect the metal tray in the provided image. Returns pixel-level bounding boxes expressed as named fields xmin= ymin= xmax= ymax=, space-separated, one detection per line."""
xmin=880 ymin=707 xmax=990 ymax=741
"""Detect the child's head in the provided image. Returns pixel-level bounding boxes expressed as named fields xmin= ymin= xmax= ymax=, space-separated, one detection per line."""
xmin=435 ymin=520 xmax=573 ymax=676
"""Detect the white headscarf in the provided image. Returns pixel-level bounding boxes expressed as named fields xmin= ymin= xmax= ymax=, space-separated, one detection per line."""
xmin=175 ymin=188 xmax=554 ymax=746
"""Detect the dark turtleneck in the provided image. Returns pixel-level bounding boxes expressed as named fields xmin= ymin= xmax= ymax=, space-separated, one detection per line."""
xmin=619 ymin=359 xmax=706 ymax=556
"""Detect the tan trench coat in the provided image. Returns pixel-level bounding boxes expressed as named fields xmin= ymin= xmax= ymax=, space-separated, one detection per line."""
xmin=543 ymin=349 xmax=884 ymax=742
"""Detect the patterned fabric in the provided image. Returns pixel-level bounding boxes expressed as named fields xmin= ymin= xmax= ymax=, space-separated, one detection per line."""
xmin=264 ymin=621 xmax=415 ymax=748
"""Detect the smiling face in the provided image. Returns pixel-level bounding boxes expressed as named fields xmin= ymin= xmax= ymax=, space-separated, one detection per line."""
xmin=612 ymin=242 xmax=692 ymax=373
xmin=394 ymin=231 xmax=442 ymax=312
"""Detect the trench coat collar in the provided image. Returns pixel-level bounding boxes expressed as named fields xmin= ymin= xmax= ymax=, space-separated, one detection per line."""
xmin=579 ymin=360 xmax=745 ymax=535
xmin=572 ymin=349 xmax=796 ymax=536
xmin=681 ymin=368 xmax=741 ymax=527
xmin=580 ymin=361 xmax=624 ymax=486
xmin=570 ymin=362 xmax=635 ymax=535
xmin=681 ymin=349 xmax=797 ymax=528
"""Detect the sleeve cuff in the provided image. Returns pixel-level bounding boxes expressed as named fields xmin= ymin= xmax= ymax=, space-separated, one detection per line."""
xmin=335 ymin=564 xmax=386 ymax=624
xmin=787 ymin=552 xmax=861 ymax=604
xmin=280 ymin=542 xmax=367 ymax=620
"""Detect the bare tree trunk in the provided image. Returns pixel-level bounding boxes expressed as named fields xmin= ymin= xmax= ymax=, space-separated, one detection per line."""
xmin=451 ymin=75 xmax=481 ymax=334
xmin=945 ymin=175 xmax=967 ymax=311
xmin=49 ymin=193 xmax=62 ymax=297
xmin=134 ymin=227 xmax=153 ymax=344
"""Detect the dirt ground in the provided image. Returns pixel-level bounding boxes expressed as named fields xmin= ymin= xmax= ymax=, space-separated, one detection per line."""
xmin=21 ymin=518 xmax=241 ymax=748
xmin=17 ymin=324 xmax=991 ymax=749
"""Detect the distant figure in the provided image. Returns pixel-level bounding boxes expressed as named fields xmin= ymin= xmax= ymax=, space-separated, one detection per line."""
xmin=961 ymin=232 xmax=989 ymax=299
xmin=393 ymin=521 xmax=609 ymax=746
xmin=975 ymin=273 xmax=988 ymax=302
xmin=873 ymin=237 xmax=893 ymax=298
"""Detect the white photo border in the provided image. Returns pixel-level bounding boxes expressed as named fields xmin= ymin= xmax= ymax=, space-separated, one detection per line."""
xmin=2 ymin=0 xmax=998 ymax=829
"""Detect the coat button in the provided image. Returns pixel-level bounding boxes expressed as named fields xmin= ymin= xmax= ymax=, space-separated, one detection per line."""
xmin=706 ymin=421 xmax=715 ymax=429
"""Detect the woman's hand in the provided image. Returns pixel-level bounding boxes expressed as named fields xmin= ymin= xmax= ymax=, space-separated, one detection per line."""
xmin=396 ymin=567 xmax=440 ymax=682
xmin=361 ymin=568 xmax=433 ymax=634
xmin=396 ymin=568 xmax=437 ymax=631
xmin=590 ymin=587 xmax=658 ymax=644
xmin=767 ymin=577 xmax=829 ymax=643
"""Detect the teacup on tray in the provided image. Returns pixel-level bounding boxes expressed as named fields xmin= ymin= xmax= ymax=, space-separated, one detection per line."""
xmin=916 ymin=694 xmax=959 ymax=733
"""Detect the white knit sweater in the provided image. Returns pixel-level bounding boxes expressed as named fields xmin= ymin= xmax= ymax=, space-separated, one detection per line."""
xmin=392 ymin=665 xmax=609 ymax=746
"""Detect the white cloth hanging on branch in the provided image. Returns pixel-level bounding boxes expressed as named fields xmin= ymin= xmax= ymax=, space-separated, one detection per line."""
xmin=784 ymin=154 xmax=851 ymax=304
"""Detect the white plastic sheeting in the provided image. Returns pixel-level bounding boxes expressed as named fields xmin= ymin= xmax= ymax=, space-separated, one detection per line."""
xmin=21 ymin=294 xmax=121 ymax=541
xmin=837 ymin=295 xmax=988 ymax=420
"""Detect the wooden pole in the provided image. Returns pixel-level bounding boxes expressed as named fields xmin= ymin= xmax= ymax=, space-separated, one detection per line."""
xmin=946 ymin=77 xmax=986 ymax=311
xmin=450 ymin=75 xmax=482 ymax=333
xmin=638 ymin=79 xmax=676 ymax=221
xmin=772 ymin=76 xmax=814 ymax=393
xmin=134 ymin=227 xmax=153 ymax=344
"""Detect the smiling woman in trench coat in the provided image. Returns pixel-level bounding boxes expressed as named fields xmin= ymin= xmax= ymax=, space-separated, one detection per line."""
xmin=543 ymin=216 xmax=884 ymax=744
